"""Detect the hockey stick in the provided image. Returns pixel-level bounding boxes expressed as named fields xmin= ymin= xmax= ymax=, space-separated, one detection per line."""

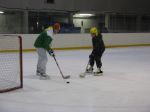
xmin=85 ymin=61 xmax=90 ymax=72
xmin=53 ymin=55 xmax=70 ymax=79
xmin=79 ymin=61 xmax=90 ymax=78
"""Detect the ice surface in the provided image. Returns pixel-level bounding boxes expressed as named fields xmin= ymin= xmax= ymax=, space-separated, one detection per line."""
xmin=0 ymin=47 xmax=150 ymax=112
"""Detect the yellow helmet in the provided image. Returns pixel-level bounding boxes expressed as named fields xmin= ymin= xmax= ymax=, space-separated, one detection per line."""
xmin=90 ymin=27 xmax=98 ymax=36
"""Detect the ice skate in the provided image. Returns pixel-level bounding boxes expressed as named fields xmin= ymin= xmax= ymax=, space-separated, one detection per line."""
xmin=39 ymin=73 xmax=50 ymax=80
xmin=94 ymin=68 xmax=103 ymax=76
xmin=86 ymin=66 xmax=93 ymax=73
xmin=36 ymin=71 xmax=41 ymax=76
xmin=79 ymin=66 xmax=93 ymax=78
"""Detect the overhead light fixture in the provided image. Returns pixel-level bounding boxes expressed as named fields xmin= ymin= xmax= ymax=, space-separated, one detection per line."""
xmin=0 ymin=11 xmax=4 ymax=14
xmin=73 ymin=13 xmax=94 ymax=17
xmin=78 ymin=14 xmax=93 ymax=16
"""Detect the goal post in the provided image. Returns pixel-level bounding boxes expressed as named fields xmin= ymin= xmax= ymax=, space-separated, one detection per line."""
xmin=0 ymin=35 xmax=23 ymax=93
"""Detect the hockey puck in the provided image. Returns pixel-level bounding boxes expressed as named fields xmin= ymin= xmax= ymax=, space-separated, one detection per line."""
xmin=66 ymin=81 xmax=70 ymax=84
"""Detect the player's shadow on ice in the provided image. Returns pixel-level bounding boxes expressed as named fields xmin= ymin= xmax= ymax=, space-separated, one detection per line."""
xmin=24 ymin=74 xmax=39 ymax=79
xmin=24 ymin=74 xmax=62 ymax=80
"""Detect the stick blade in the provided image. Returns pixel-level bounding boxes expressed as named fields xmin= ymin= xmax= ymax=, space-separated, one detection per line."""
xmin=79 ymin=73 xmax=86 ymax=78
xmin=63 ymin=75 xmax=70 ymax=79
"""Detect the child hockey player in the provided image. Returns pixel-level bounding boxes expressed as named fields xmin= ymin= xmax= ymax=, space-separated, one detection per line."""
xmin=86 ymin=27 xmax=105 ymax=75
xmin=34 ymin=23 xmax=60 ymax=79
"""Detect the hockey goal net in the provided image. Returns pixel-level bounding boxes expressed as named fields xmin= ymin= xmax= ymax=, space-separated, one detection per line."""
xmin=0 ymin=35 xmax=23 ymax=93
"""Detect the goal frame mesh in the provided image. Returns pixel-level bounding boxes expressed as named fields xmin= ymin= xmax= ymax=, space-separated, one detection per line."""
xmin=0 ymin=35 xmax=23 ymax=93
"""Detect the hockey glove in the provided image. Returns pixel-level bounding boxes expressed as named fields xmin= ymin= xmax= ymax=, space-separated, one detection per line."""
xmin=48 ymin=49 xmax=55 ymax=57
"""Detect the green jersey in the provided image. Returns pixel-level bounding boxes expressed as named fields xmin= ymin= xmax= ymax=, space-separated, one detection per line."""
xmin=34 ymin=31 xmax=53 ymax=50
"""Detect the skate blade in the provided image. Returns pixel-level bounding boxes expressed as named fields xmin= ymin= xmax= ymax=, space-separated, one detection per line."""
xmin=93 ymin=72 xmax=103 ymax=76
xmin=63 ymin=75 xmax=70 ymax=79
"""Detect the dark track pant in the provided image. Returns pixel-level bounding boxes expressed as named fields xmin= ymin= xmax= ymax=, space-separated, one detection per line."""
xmin=89 ymin=51 xmax=104 ymax=68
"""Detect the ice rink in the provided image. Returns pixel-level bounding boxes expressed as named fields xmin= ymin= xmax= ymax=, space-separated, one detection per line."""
xmin=0 ymin=46 xmax=150 ymax=112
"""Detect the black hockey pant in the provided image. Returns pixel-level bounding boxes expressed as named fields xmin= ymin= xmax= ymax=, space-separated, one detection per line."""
xmin=89 ymin=51 xmax=104 ymax=68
